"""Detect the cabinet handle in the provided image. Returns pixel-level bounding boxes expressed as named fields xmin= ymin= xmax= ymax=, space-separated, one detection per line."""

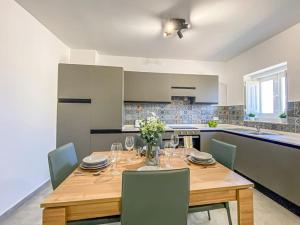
xmin=58 ymin=98 xmax=91 ymax=103
xmin=171 ymin=86 xmax=196 ymax=90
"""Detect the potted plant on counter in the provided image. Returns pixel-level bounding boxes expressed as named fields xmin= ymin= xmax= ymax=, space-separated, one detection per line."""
xmin=139 ymin=114 xmax=165 ymax=166
xmin=208 ymin=120 xmax=218 ymax=128
xmin=279 ymin=112 xmax=287 ymax=123
xmin=248 ymin=113 xmax=256 ymax=121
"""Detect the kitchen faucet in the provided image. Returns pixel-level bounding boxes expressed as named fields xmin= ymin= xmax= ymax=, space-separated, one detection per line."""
xmin=255 ymin=124 xmax=261 ymax=134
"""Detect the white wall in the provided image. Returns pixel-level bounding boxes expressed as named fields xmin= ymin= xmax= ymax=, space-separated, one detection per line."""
xmin=225 ymin=22 xmax=300 ymax=105
xmin=70 ymin=49 xmax=97 ymax=65
xmin=96 ymin=54 xmax=227 ymax=105
xmin=0 ymin=0 xmax=69 ymax=216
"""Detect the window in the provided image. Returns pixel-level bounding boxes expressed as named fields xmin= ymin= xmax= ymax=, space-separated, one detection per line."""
xmin=244 ymin=63 xmax=287 ymax=119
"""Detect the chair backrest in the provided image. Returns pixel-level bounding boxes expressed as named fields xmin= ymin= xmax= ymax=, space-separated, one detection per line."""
xmin=209 ymin=139 xmax=237 ymax=170
xmin=121 ymin=169 xmax=190 ymax=225
xmin=48 ymin=143 xmax=78 ymax=189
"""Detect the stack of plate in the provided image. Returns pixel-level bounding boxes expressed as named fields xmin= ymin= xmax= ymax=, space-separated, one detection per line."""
xmin=80 ymin=155 xmax=110 ymax=170
xmin=187 ymin=151 xmax=216 ymax=165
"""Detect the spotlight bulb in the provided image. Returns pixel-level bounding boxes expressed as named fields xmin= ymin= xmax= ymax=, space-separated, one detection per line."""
xmin=165 ymin=22 xmax=175 ymax=33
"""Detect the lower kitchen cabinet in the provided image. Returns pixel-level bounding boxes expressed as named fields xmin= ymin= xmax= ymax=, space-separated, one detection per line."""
xmin=91 ymin=132 xmax=173 ymax=151
xmin=91 ymin=133 xmax=126 ymax=151
xmin=201 ymin=131 xmax=300 ymax=206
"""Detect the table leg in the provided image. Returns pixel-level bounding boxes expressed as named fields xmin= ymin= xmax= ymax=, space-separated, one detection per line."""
xmin=237 ymin=188 xmax=254 ymax=225
xmin=43 ymin=207 xmax=66 ymax=225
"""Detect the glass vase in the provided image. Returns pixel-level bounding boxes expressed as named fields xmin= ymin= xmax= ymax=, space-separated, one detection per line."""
xmin=145 ymin=144 xmax=160 ymax=166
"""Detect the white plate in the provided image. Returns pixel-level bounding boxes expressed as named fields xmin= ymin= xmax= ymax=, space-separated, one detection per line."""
xmin=190 ymin=151 xmax=212 ymax=161
xmin=188 ymin=156 xmax=216 ymax=165
xmin=190 ymin=157 xmax=215 ymax=163
xmin=190 ymin=155 xmax=213 ymax=162
xmin=80 ymin=161 xmax=111 ymax=170
xmin=82 ymin=155 xmax=108 ymax=165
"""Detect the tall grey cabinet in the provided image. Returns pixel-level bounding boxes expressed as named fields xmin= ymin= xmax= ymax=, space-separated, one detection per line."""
xmin=57 ymin=64 xmax=124 ymax=160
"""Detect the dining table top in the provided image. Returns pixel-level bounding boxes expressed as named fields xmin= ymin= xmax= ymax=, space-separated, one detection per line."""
xmin=41 ymin=149 xmax=253 ymax=208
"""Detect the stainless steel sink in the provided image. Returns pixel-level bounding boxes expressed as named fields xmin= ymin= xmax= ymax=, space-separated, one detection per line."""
xmin=226 ymin=128 xmax=280 ymax=136
xmin=248 ymin=131 xmax=280 ymax=136
xmin=226 ymin=128 xmax=254 ymax=133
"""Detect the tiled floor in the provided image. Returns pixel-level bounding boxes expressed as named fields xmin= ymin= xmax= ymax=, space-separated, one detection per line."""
xmin=0 ymin=183 xmax=299 ymax=225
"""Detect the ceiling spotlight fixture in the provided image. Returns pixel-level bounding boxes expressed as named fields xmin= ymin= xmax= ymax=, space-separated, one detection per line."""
xmin=163 ymin=18 xmax=190 ymax=39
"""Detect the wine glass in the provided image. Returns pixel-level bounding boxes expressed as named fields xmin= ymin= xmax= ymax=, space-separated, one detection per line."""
xmin=125 ymin=136 xmax=135 ymax=162
xmin=164 ymin=141 xmax=173 ymax=168
xmin=125 ymin=136 xmax=134 ymax=151
xmin=110 ymin=143 xmax=123 ymax=175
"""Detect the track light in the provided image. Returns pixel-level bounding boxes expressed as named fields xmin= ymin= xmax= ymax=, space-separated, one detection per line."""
xmin=177 ymin=30 xmax=183 ymax=39
xmin=163 ymin=18 xmax=190 ymax=39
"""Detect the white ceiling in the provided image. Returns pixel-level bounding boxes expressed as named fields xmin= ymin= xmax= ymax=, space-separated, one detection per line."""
xmin=16 ymin=0 xmax=300 ymax=61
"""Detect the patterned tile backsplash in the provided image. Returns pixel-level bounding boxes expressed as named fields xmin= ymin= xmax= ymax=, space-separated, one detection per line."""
xmin=124 ymin=99 xmax=300 ymax=133
xmin=124 ymin=97 xmax=220 ymax=125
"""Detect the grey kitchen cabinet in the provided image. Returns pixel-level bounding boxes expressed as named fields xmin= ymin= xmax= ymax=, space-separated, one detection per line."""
xmin=91 ymin=133 xmax=126 ymax=151
xmin=170 ymin=74 xmax=218 ymax=103
xmin=91 ymin=132 xmax=173 ymax=151
xmin=57 ymin=64 xmax=124 ymax=159
xmin=200 ymin=131 xmax=222 ymax=152
xmin=90 ymin=66 xmax=124 ymax=129
xmin=124 ymin=71 xmax=171 ymax=102
xmin=57 ymin=103 xmax=91 ymax=161
xmin=170 ymin=74 xmax=200 ymax=97
xmin=58 ymin=64 xmax=92 ymax=98
xmin=195 ymin=75 xmax=218 ymax=103
xmin=202 ymin=131 xmax=300 ymax=206
xmin=58 ymin=64 xmax=124 ymax=130
xmin=124 ymin=71 xmax=218 ymax=103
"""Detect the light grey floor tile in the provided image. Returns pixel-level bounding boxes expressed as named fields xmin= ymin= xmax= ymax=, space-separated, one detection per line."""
xmin=0 ymin=183 xmax=299 ymax=225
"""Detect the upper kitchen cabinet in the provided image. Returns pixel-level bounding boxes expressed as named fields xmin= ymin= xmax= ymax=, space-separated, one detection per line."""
xmin=170 ymin=74 xmax=199 ymax=97
xmin=124 ymin=71 xmax=218 ymax=104
xmin=58 ymin=63 xmax=124 ymax=130
xmin=194 ymin=75 xmax=218 ymax=104
xmin=124 ymin=71 xmax=171 ymax=103
xmin=171 ymin=74 xmax=218 ymax=103
xmin=58 ymin=64 xmax=92 ymax=99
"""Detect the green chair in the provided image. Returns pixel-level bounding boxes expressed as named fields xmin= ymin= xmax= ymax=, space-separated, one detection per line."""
xmin=48 ymin=143 xmax=78 ymax=190
xmin=121 ymin=168 xmax=190 ymax=225
xmin=189 ymin=138 xmax=237 ymax=225
xmin=48 ymin=143 xmax=120 ymax=225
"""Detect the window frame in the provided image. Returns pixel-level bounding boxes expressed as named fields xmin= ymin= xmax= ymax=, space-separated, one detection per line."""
xmin=244 ymin=63 xmax=287 ymax=121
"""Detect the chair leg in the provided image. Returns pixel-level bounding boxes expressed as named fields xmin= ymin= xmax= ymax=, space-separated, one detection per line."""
xmin=207 ymin=210 xmax=211 ymax=220
xmin=225 ymin=202 xmax=232 ymax=225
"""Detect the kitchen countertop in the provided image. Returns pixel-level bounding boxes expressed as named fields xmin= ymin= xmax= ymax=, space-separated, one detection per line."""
xmin=122 ymin=124 xmax=300 ymax=148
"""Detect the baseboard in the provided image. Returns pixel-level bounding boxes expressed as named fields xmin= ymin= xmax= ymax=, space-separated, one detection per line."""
xmin=0 ymin=179 xmax=50 ymax=222
xmin=235 ymin=170 xmax=300 ymax=217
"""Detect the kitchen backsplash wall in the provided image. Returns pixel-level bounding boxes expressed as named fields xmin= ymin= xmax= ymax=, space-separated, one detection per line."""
xmin=124 ymin=98 xmax=300 ymax=133
xmin=124 ymin=97 xmax=221 ymax=125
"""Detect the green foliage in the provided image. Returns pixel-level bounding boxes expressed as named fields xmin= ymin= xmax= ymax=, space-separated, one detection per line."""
xmin=139 ymin=114 xmax=165 ymax=145
xmin=248 ymin=113 xmax=256 ymax=117
xmin=279 ymin=112 xmax=287 ymax=119
xmin=208 ymin=120 xmax=218 ymax=128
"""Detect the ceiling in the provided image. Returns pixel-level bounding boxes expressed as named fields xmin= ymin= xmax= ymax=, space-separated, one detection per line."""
xmin=16 ymin=0 xmax=300 ymax=61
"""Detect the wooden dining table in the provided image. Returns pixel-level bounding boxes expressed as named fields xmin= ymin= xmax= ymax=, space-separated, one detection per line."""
xmin=41 ymin=149 xmax=254 ymax=225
